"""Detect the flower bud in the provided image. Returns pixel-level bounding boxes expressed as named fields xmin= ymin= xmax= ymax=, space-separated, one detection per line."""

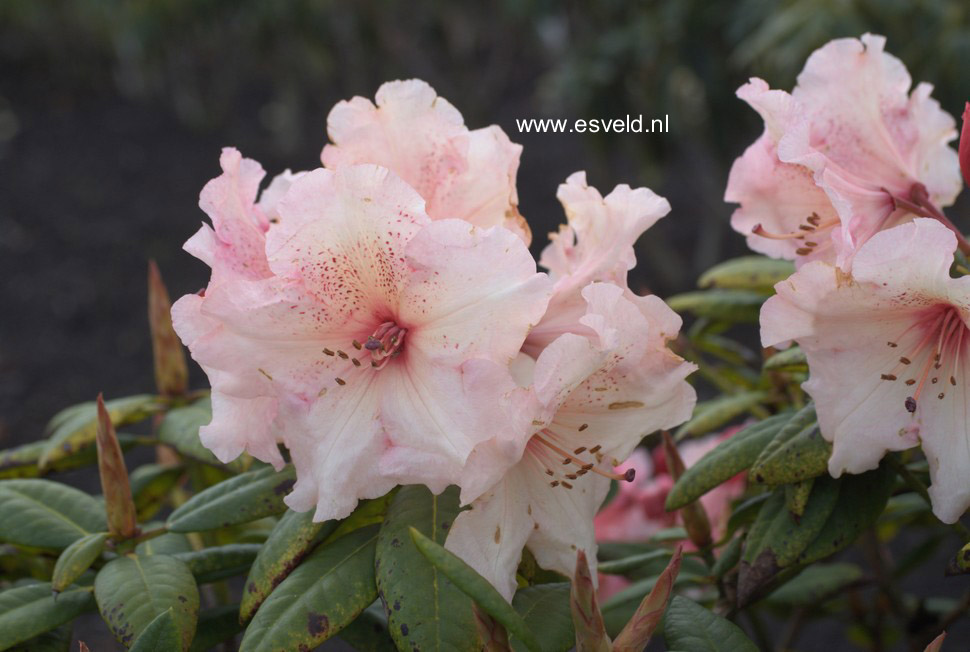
xmin=148 ymin=260 xmax=189 ymax=397
xmin=662 ymin=431 xmax=712 ymax=548
xmin=570 ymin=549 xmax=611 ymax=652
xmin=96 ymin=394 xmax=138 ymax=539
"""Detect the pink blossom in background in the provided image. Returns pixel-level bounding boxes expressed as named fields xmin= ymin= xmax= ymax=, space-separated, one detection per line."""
xmin=445 ymin=282 xmax=696 ymax=600
xmin=727 ymin=34 xmax=962 ymax=270
xmin=322 ymin=79 xmax=531 ymax=243
xmin=761 ymin=218 xmax=970 ymax=524
xmin=593 ymin=428 xmax=746 ymax=600
xmin=173 ymin=162 xmax=551 ymax=521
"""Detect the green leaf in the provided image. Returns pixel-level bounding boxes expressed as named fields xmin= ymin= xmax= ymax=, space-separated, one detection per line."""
xmin=166 ymin=465 xmax=296 ymax=533
xmin=239 ymin=524 xmax=380 ymax=652
xmin=94 ymin=553 xmax=200 ymax=650
xmin=698 ymin=256 xmax=794 ymax=291
xmin=375 ymin=485 xmax=479 ymax=652
xmin=511 ymin=583 xmax=573 ymax=652
xmin=674 ymin=391 xmax=768 ymax=440
xmin=136 ymin=531 xmax=193 ymax=556
xmin=40 ymin=394 xmax=163 ymax=469
xmin=174 ymin=543 xmax=261 ymax=584
xmin=409 ymin=527 xmax=542 ymax=652
xmin=158 ymin=399 xmax=248 ymax=471
xmin=130 ymin=609 xmax=180 ymax=652
xmin=338 ymin=602 xmax=396 ymax=652
xmin=663 ymin=596 xmax=757 ymax=651
xmin=241 ymin=508 xmax=338 ymax=623
xmin=0 ymin=583 xmax=95 ymax=649
xmin=0 ymin=479 xmax=106 ymax=550
xmin=711 ymin=535 xmax=743 ymax=578
xmin=784 ymin=480 xmax=814 ymax=518
xmin=597 ymin=550 xmax=670 ymax=576
xmin=7 ymin=623 xmax=73 ymax=652
xmin=749 ymin=406 xmax=830 ymax=485
xmin=323 ymin=491 xmax=396 ymax=544
xmin=51 ymin=532 xmax=108 ymax=592
xmin=666 ymin=414 xmax=790 ymax=510
xmin=189 ymin=605 xmax=245 ymax=652
xmin=766 ymin=563 xmax=864 ymax=606
xmin=797 ymin=463 xmax=895 ymax=565
xmin=130 ymin=464 xmax=184 ymax=521
xmin=763 ymin=346 xmax=807 ymax=371
xmin=666 ymin=289 xmax=766 ymax=323
xmin=0 ymin=435 xmax=138 ymax=480
xmin=738 ymin=477 xmax=840 ymax=605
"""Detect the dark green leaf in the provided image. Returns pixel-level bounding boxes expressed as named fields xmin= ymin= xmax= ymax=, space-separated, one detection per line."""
xmin=663 ymin=596 xmax=757 ymax=651
xmin=738 ymin=477 xmax=839 ymax=605
xmin=94 ymin=553 xmax=200 ymax=650
xmin=166 ymin=465 xmax=296 ymax=533
xmin=750 ymin=407 xmax=830 ymax=485
xmin=241 ymin=508 xmax=338 ymax=623
xmin=375 ymin=486 xmax=479 ymax=652
xmin=136 ymin=530 xmax=193 ymax=556
xmin=511 ymin=583 xmax=573 ymax=652
xmin=666 ymin=414 xmax=790 ymax=511
xmin=666 ymin=289 xmax=766 ymax=323
xmin=0 ymin=583 xmax=94 ymax=650
xmin=0 ymin=479 xmax=106 ymax=550
xmin=239 ymin=524 xmax=380 ymax=652
xmin=51 ymin=532 xmax=108 ymax=592
xmin=40 ymin=394 xmax=163 ymax=469
xmin=409 ymin=527 xmax=542 ymax=652
xmin=130 ymin=609 xmax=180 ymax=652
xmin=174 ymin=543 xmax=261 ymax=584
xmin=797 ymin=463 xmax=895 ymax=565
xmin=711 ymin=535 xmax=743 ymax=578
xmin=674 ymin=391 xmax=768 ymax=441
xmin=189 ymin=605 xmax=245 ymax=652
xmin=0 ymin=436 xmax=138 ymax=480
xmin=766 ymin=563 xmax=863 ymax=606
xmin=698 ymin=256 xmax=794 ymax=291
xmin=338 ymin=602 xmax=396 ymax=652
xmin=7 ymin=623 xmax=72 ymax=652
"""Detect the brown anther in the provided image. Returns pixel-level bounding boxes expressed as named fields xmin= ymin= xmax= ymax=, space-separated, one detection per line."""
xmin=881 ymin=374 xmax=897 ymax=381
xmin=550 ymin=481 xmax=560 ymax=487
xmin=799 ymin=225 xmax=815 ymax=232
xmin=565 ymin=473 xmax=578 ymax=480
xmin=905 ymin=379 xmax=916 ymax=386
xmin=900 ymin=357 xmax=912 ymax=364
xmin=589 ymin=445 xmax=602 ymax=454
xmin=352 ymin=340 xmax=363 ymax=350
xmin=887 ymin=341 xmax=898 ymax=348
xmin=545 ymin=469 xmax=554 ymax=476
xmin=795 ymin=247 xmax=812 ymax=255
xmin=938 ymin=392 xmax=946 ymax=400
xmin=561 ymin=481 xmax=573 ymax=489
xmin=578 ymin=424 xmax=589 ymax=431
xmin=573 ymin=446 xmax=587 ymax=454
xmin=352 ymin=358 xmax=361 ymax=367
xmin=337 ymin=351 xmax=349 ymax=360
xmin=323 ymin=348 xmax=335 ymax=356
xmin=335 ymin=377 xmax=346 ymax=386
xmin=951 ymin=376 xmax=957 ymax=386
xmin=562 ymin=458 xmax=571 ymax=465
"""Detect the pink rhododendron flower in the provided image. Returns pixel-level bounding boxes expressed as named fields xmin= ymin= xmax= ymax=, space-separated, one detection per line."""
xmin=173 ymin=162 xmax=552 ymax=521
xmin=727 ymin=34 xmax=962 ymax=270
xmin=321 ymin=79 xmax=530 ymax=243
xmin=761 ymin=218 xmax=970 ymax=523
xmin=525 ymin=172 xmax=671 ymax=354
xmin=184 ymin=148 xmax=303 ymax=284
xmin=445 ymin=282 xmax=696 ymax=599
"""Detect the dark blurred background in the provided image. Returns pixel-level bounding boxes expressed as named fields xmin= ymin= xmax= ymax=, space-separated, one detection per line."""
xmin=2 ymin=1 xmax=970 ymax=648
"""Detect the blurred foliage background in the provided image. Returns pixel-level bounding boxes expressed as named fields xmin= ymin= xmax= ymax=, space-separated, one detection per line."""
xmin=2 ymin=0 xmax=970 ymax=453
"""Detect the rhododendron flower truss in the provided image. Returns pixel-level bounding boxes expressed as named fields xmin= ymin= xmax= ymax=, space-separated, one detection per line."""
xmin=526 ymin=172 xmax=671 ymax=353
xmin=762 ymin=218 xmax=970 ymax=523
xmin=727 ymin=34 xmax=962 ymax=270
xmin=321 ymin=79 xmax=530 ymax=243
xmin=173 ymin=163 xmax=552 ymax=521
xmin=446 ymin=283 xmax=696 ymax=600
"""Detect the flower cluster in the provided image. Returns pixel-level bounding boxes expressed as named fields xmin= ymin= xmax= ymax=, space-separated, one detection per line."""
xmin=172 ymin=80 xmax=697 ymax=596
xmin=727 ymin=34 xmax=970 ymax=524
